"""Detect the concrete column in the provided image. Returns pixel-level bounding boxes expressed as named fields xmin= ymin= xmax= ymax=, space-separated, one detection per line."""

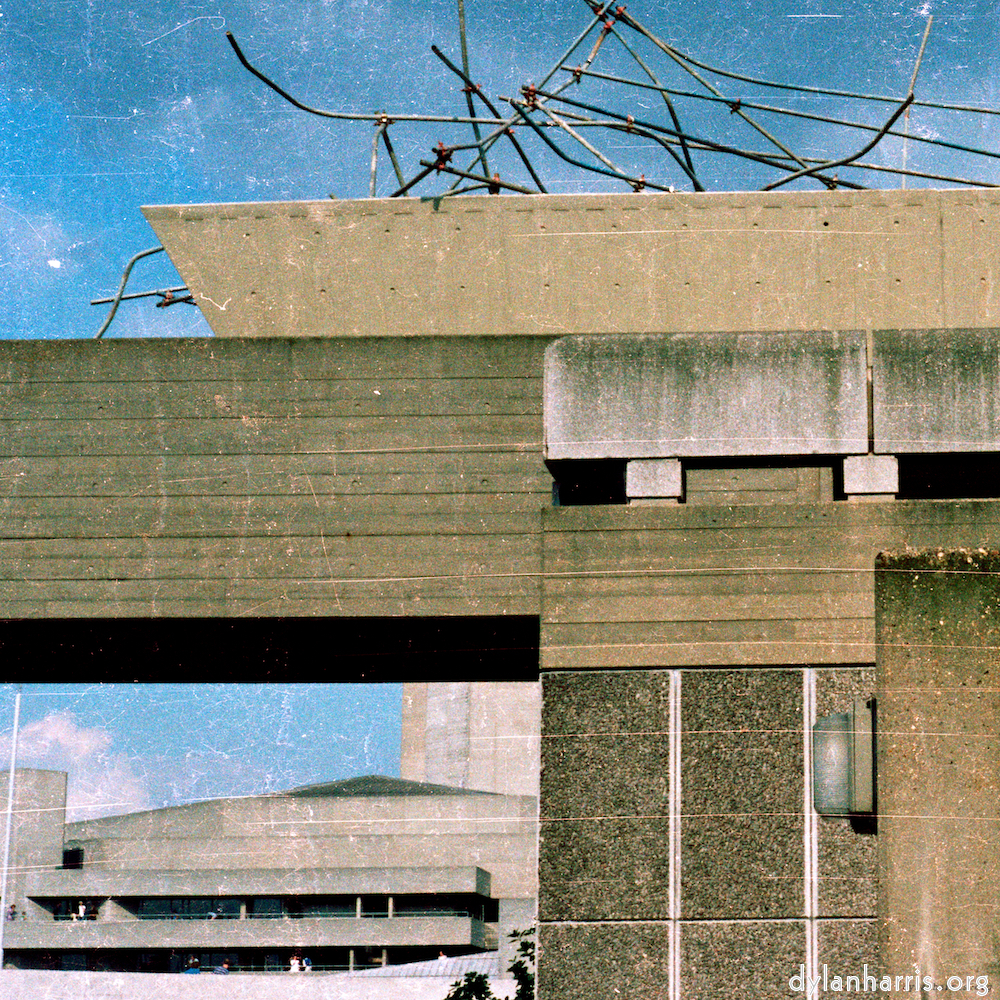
xmin=348 ymin=948 xmax=355 ymax=972
xmin=626 ymin=458 xmax=682 ymax=505
xmin=387 ymin=896 xmax=393 ymax=918
xmin=844 ymin=454 xmax=898 ymax=501
xmin=875 ymin=549 xmax=1000 ymax=998
xmin=356 ymin=896 xmax=362 ymax=919
xmin=239 ymin=900 xmax=247 ymax=920
xmin=100 ymin=899 xmax=133 ymax=922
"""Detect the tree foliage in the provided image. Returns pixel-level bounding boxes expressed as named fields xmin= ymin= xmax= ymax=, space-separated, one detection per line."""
xmin=443 ymin=926 xmax=536 ymax=1000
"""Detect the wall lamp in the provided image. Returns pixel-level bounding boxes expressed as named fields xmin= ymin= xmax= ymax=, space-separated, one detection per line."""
xmin=813 ymin=698 xmax=875 ymax=816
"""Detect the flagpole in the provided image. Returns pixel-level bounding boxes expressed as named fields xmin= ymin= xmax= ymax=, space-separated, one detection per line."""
xmin=0 ymin=686 xmax=23 ymax=970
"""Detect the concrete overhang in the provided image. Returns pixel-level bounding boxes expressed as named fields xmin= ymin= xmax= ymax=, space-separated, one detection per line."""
xmin=144 ymin=188 xmax=1000 ymax=339
xmin=4 ymin=916 xmax=488 ymax=951
xmin=24 ymin=866 xmax=491 ymax=899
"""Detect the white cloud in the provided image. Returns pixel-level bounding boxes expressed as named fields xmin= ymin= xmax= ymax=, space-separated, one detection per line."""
xmin=0 ymin=712 xmax=153 ymax=821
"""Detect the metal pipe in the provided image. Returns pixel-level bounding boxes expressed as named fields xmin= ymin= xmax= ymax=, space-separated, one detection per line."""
xmin=95 ymin=246 xmax=166 ymax=339
xmin=91 ymin=285 xmax=189 ymax=305
xmin=455 ymin=0 xmax=489 ymax=177
xmin=226 ymin=32 xmax=509 ymax=125
xmin=381 ymin=127 xmax=407 ymax=189
xmin=525 ymin=86 xmax=861 ymax=189
xmin=416 ymin=160 xmax=537 ymax=194
xmin=613 ymin=9 xmax=818 ymax=180
xmin=598 ymin=22 xmax=701 ymax=189
xmin=762 ymin=94 xmax=914 ymax=191
xmin=508 ymin=100 xmax=673 ymax=192
xmin=0 ymin=687 xmax=22 ymax=971
xmin=431 ymin=45 xmax=547 ymax=192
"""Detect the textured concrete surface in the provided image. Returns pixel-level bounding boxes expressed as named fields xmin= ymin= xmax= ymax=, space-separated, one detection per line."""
xmin=816 ymin=919 xmax=879 ymax=999
xmin=874 ymin=329 xmax=1000 ymax=453
xmin=144 ymin=189 xmax=1000 ymax=340
xmin=843 ymin=455 xmax=898 ymax=496
xmin=626 ymin=458 xmax=682 ymax=498
xmin=814 ymin=668 xmax=877 ymax=918
xmin=875 ymin=549 xmax=1000 ymax=995
xmin=539 ymin=670 xmax=671 ymax=922
xmin=682 ymin=670 xmax=803 ymax=919
xmin=537 ymin=922 xmax=673 ymax=1000
xmin=681 ymin=921 xmax=805 ymax=1000
xmin=544 ymin=331 xmax=867 ymax=459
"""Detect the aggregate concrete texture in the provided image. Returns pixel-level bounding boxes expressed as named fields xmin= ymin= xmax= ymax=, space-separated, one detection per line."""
xmin=544 ymin=331 xmax=868 ymax=459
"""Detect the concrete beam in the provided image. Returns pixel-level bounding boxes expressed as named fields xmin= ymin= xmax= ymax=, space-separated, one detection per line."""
xmin=544 ymin=331 xmax=867 ymax=459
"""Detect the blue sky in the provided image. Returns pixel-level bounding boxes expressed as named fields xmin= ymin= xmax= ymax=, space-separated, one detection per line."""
xmin=3 ymin=0 xmax=1000 ymax=816
xmin=0 ymin=683 xmax=402 ymax=820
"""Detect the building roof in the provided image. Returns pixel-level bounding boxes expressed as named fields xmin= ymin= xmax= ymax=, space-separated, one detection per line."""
xmin=283 ymin=775 xmax=498 ymax=799
xmin=347 ymin=951 xmax=503 ymax=978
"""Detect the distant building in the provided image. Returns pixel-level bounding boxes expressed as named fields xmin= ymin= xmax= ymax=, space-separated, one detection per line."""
xmin=2 ymin=768 xmax=536 ymax=974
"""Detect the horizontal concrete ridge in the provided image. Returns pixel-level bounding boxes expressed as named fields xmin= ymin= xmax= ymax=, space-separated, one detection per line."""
xmin=144 ymin=188 xmax=1000 ymax=338
xmin=875 ymin=546 xmax=1000 ymax=571
xmin=544 ymin=331 xmax=867 ymax=459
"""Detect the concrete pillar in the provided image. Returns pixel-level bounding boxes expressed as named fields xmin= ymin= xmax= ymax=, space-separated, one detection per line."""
xmin=626 ymin=458 xmax=682 ymax=504
xmin=844 ymin=454 xmax=898 ymax=501
xmin=387 ymin=896 xmax=393 ymax=918
xmin=99 ymin=899 xmax=133 ymax=922
xmin=875 ymin=548 xmax=1000 ymax=998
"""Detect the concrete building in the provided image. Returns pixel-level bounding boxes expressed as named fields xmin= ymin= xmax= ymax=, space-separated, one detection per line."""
xmin=3 ymin=187 xmax=1000 ymax=997
xmin=1 ymin=769 xmax=536 ymax=974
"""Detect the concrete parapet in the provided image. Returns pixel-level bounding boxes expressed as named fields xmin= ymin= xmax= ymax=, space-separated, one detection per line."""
xmin=544 ymin=331 xmax=867 ymax=460
xmin=0 ymin=969 xmax=518 ymax=1000
xmin=874 ymin=328 xmax=1000 ymax=453
xmin=875 ymin=548 xmax=1000 ymax=997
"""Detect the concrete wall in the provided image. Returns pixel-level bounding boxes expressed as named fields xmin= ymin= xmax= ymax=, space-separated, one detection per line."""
xmin=539 ymin=501 xmax=1000 ymax=669
xmin=0 ymin=770 xmax=67 ymax=909
xmin=544 ymin=331 xmax=868 ymax=459
xmin=538 ymin=666 xmax=877 ymax=1000
xmin=875 ymin=549 xmax=1000 ymax=997
xmin=60 ymin=791 xmax=537 ymax=900
xmin=144 ymin=189 xmax=1000 ymax=339
xmin=0 ymin=337 xmax=546 ymax=619
xmin=401 ymin=682 xmax=541 ymax=797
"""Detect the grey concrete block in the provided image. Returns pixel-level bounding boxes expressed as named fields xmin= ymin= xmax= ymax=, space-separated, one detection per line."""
xmin=814 ymin=669 xmax=877 ymax=918
xmin=681 ymin=921 xmax=805 ymax=1000
xmin=539 ymin=670 xmax=673 ymax=921
xmin=843 ymin=455 xmax=898 ymax=495
xmin=626 ymin=458 xmax=683 ymax=498
xmin=681 ymin=670 xmax=804 ymax=919
xmin=816 ymin=919 xmax=879 ymax=998
xmin=544 ymin=331 xmax=868 ymax=460
xmin=537 ymin=922 xmax=673 ymax=1000
xmin=873 ymin=328 xmax=1000 ymax=452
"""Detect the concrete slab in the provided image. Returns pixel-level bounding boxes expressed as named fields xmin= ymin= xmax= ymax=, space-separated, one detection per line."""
xmin=544 ymin=331 xmax=867 ymax=459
